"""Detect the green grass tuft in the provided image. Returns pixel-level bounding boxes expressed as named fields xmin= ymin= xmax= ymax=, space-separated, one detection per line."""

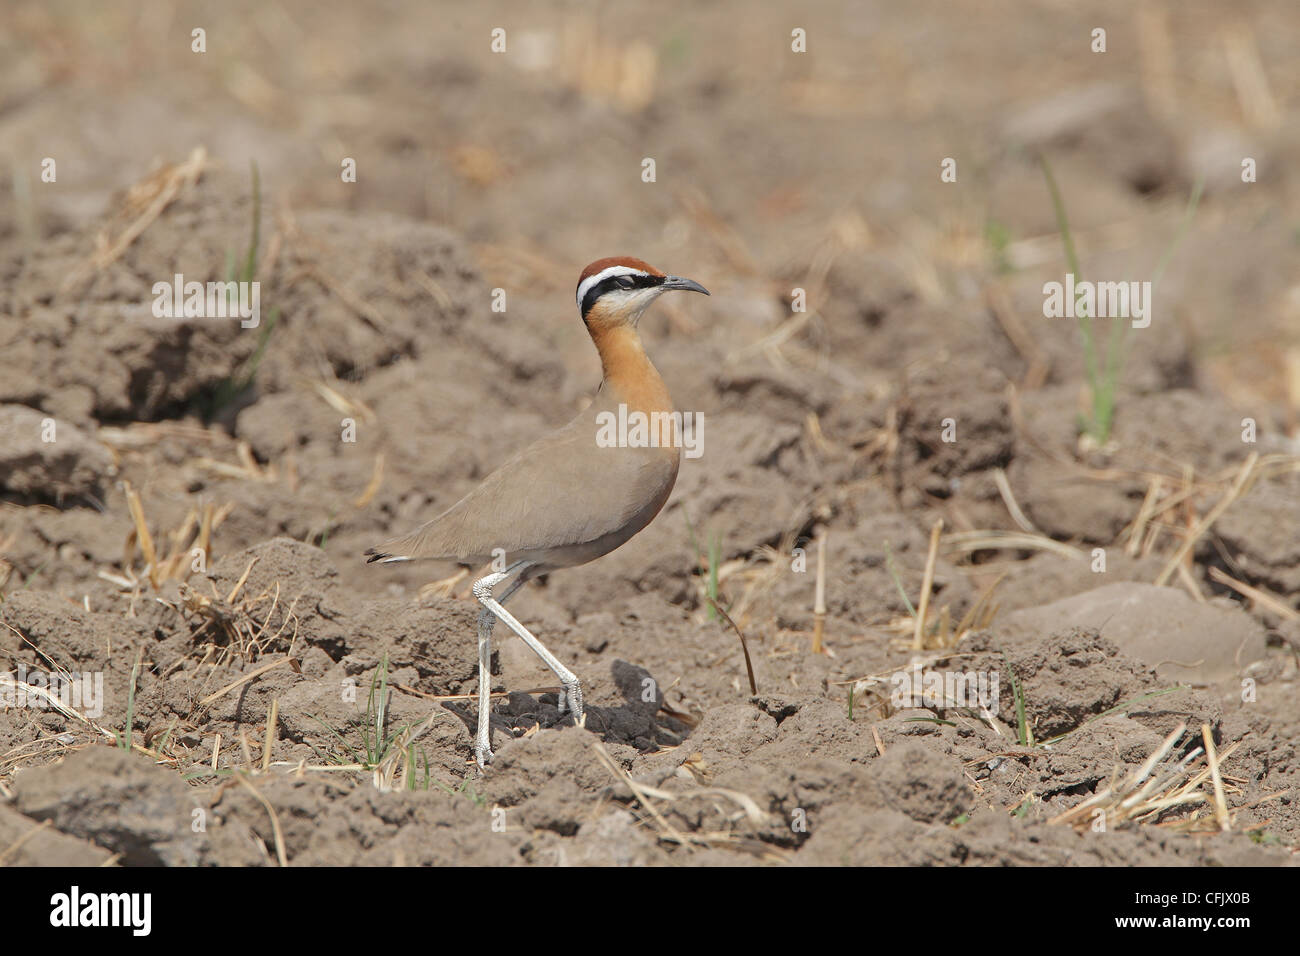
xmin=1039 ymin=154 xmax=1203 ymax=446
xmin=117 ymin=649 xmax=142 ymax=752
xmin=998 ymin=647 xmax=1033 ymax=747
xmin=984 ymin=219 xmax=1014 ymax=274
xmin=203 ymin=160 xmax=280 ymax=417
xmin=683 ymin=512 xmax=726 ymax=620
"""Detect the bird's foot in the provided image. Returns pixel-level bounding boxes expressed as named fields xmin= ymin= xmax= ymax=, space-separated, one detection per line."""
xmin=475 ymin=742 xmax=494 ymax=771
xmin=557 ymin=681 xmax=585 ymax=723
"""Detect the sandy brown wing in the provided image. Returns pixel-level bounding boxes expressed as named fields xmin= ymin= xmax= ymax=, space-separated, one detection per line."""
xmin=368 ymin=409 xmax=678 ymax=564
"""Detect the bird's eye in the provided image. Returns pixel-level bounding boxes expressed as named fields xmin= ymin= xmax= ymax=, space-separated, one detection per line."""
xmin=615 ymin=276 xmax=636 ymax=289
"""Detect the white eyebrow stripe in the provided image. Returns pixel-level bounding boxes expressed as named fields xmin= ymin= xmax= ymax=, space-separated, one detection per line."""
xmin=576 ymin=266 xmax=650 ymax=309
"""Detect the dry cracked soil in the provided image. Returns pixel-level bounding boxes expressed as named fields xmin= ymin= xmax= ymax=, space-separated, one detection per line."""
xmin=1 ymin=0 xmax=1298 ymax=867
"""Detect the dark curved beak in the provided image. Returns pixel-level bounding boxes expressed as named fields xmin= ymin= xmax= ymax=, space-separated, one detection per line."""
xmin=661 ymin=276 xmax=710 ymax=296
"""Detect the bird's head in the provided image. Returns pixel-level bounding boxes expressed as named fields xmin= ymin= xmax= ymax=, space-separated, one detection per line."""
xmin=575 ymin=257 xmax=709 ymax=329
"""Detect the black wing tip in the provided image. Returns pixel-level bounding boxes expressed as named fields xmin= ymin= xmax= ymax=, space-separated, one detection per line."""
xmin=364 ymin=548 xmax=388 ymax=564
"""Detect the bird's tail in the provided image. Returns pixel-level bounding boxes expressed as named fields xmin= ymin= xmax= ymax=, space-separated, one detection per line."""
xmin=363 ymin=547 xmax=412 ymax=564
xmin=364 ymin=515 xmax=460 ymax=565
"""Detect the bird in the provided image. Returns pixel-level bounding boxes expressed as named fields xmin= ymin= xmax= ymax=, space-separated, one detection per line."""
xmin=364 ymin=257 xmax=709 ymax=767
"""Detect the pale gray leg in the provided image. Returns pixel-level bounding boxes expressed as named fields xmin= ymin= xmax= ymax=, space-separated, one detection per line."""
xmin=480 ymin=597 xmax=584 ymax=721
xmin=473 ymin=568 xmax=584 ymax=743
xmin=471 ymin=561 xmax=530 ymax=769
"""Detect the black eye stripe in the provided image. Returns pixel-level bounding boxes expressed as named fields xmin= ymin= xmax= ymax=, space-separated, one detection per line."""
xmin=580 ymin=274 xmax=662 ymax=317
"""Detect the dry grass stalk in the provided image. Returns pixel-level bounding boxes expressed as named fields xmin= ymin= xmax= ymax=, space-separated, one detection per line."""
xmin=0 ymin=675 xmax=117 ymax=745
xmin=944 ymin=530 xmax=1084 ymax=561
xmin=912 ymin=518 xmax=943 ymax=652
xmin=392 ymin=682 xmax=559 ymax=703
xmin=198 ymin=656 xmax=299 ymax=709
xmin=834 ymin=650 xmax=979 ymax=718
xmin=261 ymin=698 xmax=280 ymax=773
xmin=97 ymin=421 xmax=223 ymax=450
xmin=857 ymin=403 xmax=901 ymax=466
xmin=62 ymin=147 xmax=208 ymax=292
xmin=1050 ymin=722 xmax=1191 ymax=830
xmin=1207 ymin=566 xmax=1299 ymax=620
xmin=299 ymin=265 xmax=388 ymax=331
xmin=884 ymin=566 xmax=1001 ymax=653
xmin=1124 ymin=475 xmax=1163 ymax=557
xmin=415 ymin=271 xmax=453 ymax=310
xmin=1222 ymin=24 xmax=1281 ymax=129
xmin=158 ymin=549 xmax=300 ymax=664
xmin=311 ymin=381 xmax=376 ymax=422
xmin=226 ymin=557 xmax=258 ymax=603
xmin=372 ymin=711 xmax=446 ymax=792
xmin=233 ymin=776 xmax=288 ymax=866
xmin=993 ymin=468 xmax=1037 ymax=533
xmin=587 ymin=738 xmax=782 ymax=859
xmin=1137 ymin=2 xmax=1178 ymax=119
xmin=804 ymin=412 xmax=841 ymax=457
xmin=113 ymin=489 xmax=234 ymax=592
xmin=1202 ymin=724 xmax=1232 ymax=832
xmin=1155 ymin=452 xmax=1258 ymax=586
xmin=4 ymin=622 xmax=73 ymax=683
xmin=123 ymin=481 xmax=159 ymax=589
xmin=353 ymin=452 xmax=385 ymax=508
xmin=705 ymin=596 xmax=757 ymax=696
xmin=1048 ymin=724 xmax=1270 ymax=834
xmin=957 ymin=573 xmax=1003 ymax=637
xmin=590 ymin=738 xmax=687 ymax=845
xmin=712 ymin=525 xmax=805 ymax=631
xmin=418 ymin=568 xmax=469 ymax=602
xmin=1114 ymin=454 xmax=1300 ymax=572
xmin=193 ymin=442 xmax=275 ymax=483
xmin=811 ymin=530 xmax=826 ymax=654
xmin=1176 ymin=540 xmax=1205 ymax=601
xmin=985 ymin=284 xmax=1050 ymax=389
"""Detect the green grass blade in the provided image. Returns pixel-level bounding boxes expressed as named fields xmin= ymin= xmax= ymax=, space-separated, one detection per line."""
xmin=118 ymin=649 xmax=142 ymax=751
xmin=998 ymin=647 xmax=1032 ymax=747
xmin=883 ymin=541 xmax=918 ymax=619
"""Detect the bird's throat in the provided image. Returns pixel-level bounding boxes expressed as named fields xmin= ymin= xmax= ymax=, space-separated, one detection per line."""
xmin=591 ymin=322 xmax=674 ymax=420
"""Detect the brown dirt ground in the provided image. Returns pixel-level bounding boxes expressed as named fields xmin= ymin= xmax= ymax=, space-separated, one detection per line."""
xmin=1 ymin=0 xmax=1298 ymax=866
